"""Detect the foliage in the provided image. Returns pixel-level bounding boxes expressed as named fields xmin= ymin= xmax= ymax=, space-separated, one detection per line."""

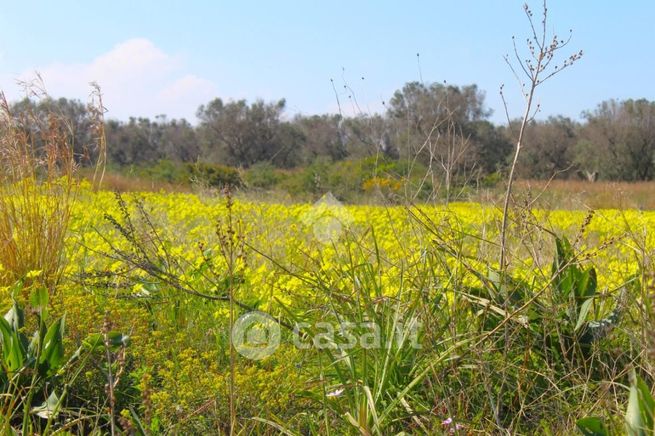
xmin=4 ymin=177 xmax=655 ymax=433
xmin=187 ymin=161 xmax=243 ymax=188
xmin=196 ymin=98 xmax=300 ymax=168
xmin=9 ymin=86 xmax=655 ymax=187
xmin=244 ymin=161 xmax=284 ymax=189
xmin=47 ymin=186 xmax=650 ymax=433
xmin=0 ymin=284 xmax=79 ymax=433
xmin=577 ymin=370 xmax=655 ymax=435
xmin=578 ymin=99 xmax=655 ymax=181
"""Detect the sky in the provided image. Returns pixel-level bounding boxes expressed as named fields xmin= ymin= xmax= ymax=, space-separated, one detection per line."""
xmin=0 ymin=1 xmax=653 ymax=124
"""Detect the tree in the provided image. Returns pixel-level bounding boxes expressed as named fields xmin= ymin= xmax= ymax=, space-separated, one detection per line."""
xmin=471 ymin=120 xmax=513 ymax=174
xmin=387 ymin=81 xmax=491 ymax=200
xmin=343 ymin=114 xmax=396 ymax=159
xmin=578 ymin=99 xmax=655 ymax=181
xmin=196 ymin=98 xmax=299 ymax=168
xmin=106 ymin=117 xmax=162 ymax=165
xmin=293 ymin=114 xmax=348 ymax=162
xmin=155 ymin=115 xmax=200 ymax=163
xmin=11 ymin=97 xmax=95 ymax=163
xmin=515 ymin=116 xmax=578 ymax=179
xmin=387 ymin=81 xmax=489 ymax=140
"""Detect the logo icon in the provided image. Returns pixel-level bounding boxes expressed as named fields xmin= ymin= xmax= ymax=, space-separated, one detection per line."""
xmin=300 ymin=192 xmax=354 ymax=244
xmin=231 ymin=311 xmax=281 ymax=360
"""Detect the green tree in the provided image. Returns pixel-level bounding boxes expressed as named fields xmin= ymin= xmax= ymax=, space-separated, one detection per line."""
xmin=578 ymin=99 xmax=655 ymax=181
xmin=11 ymin=97 xmax=95 ymax=164
xmin=293 ymin=114 xmax=348 ymax=162
xmin=106 ymin=117 xmax=161 ymax=165
xmin=515 ymin=116 xmax=579 ymax=179
xmin=197 ymin=98 xmax=301 ymax=167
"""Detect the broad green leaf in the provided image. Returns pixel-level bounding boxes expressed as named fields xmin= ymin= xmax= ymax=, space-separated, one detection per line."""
xmin=4 ymin=303 xmax=24 ymax=332
xmin=575 ymin=298 xmax=594 ymax=332
xmin=626 ymin=382 xmax=644 ymax=435
xmin=625 ymin=370 xmax=654 ymax=436
xmin=30 ymin=287 xmax=49 ymax=312
xmin=38 ymin=316 xmax=65 ymax=376
xmin=636 ymin=376 xmax=655 ymax=418
xmin=577 ymin=268 xmax=597 ymax=303
xmin=0 ymin=317 xmax=25 ymax=372
xmin=576 ymin=417 xmax=609 ymax=435
xmin=554 ymin=237 xmax=573 ymax=272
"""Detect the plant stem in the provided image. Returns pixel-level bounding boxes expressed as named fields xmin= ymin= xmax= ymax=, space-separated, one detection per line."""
xmin=499 ymin=80 xmax=537 ymax=272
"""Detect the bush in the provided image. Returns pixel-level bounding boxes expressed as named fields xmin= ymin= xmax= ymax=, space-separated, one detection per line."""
xmin=140 ymin=160 xmax=189 ymax=184
xmin=244 ymin=162 xmax=283 ymax=189
xmin=187 ymin=162 xmax=242 ymax=188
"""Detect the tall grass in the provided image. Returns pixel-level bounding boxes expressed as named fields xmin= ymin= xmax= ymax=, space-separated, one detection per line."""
xmin=0 ymin=81 xmax=106 ymax=289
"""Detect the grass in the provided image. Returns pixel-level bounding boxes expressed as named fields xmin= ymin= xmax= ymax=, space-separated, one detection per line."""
xmin=47 ymin=189 xmax=647 ymax=434
xmin=509 ymin=179 xmax=655 ymax=210
xmin=0 ymin=157 xmax=653 ymax=433
xmin=0 ymin=89 xmax=77 ymax=289
xmin=78 ymin=164 xmax=655 ymax=213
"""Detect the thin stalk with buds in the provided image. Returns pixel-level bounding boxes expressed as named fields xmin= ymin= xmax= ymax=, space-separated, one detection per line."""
xmin=499 ymin=0 xmax=582 ymax=272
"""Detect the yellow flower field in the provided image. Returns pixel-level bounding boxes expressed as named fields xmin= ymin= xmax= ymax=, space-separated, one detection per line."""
xmin=1 ymin=185 xmax=652 ymax=434
xmin=58 ymin=188 xmax=651 ymax=307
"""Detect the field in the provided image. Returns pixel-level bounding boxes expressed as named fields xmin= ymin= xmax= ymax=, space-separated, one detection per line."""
xmin=2 ymin=0 xmax=654 ymax=432
xmin=1 ymin=183 xmax=653 ymax=434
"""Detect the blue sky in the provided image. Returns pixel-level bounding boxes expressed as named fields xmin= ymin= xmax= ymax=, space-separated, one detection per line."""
xmin=0 ymin=1 xmax=653 ymax=123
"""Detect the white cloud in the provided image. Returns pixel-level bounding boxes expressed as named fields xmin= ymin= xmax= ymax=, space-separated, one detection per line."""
xmin=158 ymin=74 xmax=217 ymax=117
xmin=1 ymin=38 xmax=216 ymax=122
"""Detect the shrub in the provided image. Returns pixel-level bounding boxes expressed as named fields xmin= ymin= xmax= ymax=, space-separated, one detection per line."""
xmin=187 ymin=162 xmax=242 ymax=189
xmin=243 ymin=162 xmax=283 ymax=189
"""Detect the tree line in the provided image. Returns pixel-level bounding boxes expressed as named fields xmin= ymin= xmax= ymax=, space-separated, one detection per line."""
xmin=9 ymin=81 xmax=655 ymax=183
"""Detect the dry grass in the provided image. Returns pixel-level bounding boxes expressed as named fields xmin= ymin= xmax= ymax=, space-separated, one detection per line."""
xmin=78 ymin=169 xmax=192 ymax=193
xmin=0 ymin=82 xmax=106 ymax=289
xmin=474 ymin=179 xmax=655 ymax=210
xmin=513 ymin=179 xmax=655 ymax=210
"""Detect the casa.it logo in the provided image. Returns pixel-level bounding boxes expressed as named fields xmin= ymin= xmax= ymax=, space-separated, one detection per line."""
xmin=300 ymin=192 xmax=354 ymax=244
xmin=231 ymin=311 xmax=281 ymax=360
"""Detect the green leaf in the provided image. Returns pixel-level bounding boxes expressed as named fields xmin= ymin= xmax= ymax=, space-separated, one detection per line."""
xmin=0 ymin=317 xmax=13 ymax=345
xmin=577 ymin=268 xmax=597 ymax=303
xmin=576 ymin=417 xmax=609 ymax=436
xmin=554 ymin=237 xmax=573 ymax=272
xmin=31 ymin=391 xmax=61 ymax=419
xmin=625 ymin=370 xmax=654 ymax=436
xmin=635 ymin=375 xmax=655 ymax=423
xmin=38 ymin=316 xmax=65 ymax=377
xmin=0 ymin=317 xmax=25 ymax=372
xmin=575 ymin=298 xmax=594 ymax=332
xmin=9 ymin=280 xmax=24 ymax=299
xmin=556 ymin=268 xmax=575 ymax=301
xmin=626 ymin=382 xmax=644 ymax=435
xmin=129 ymin=406 xmax=148 ymax=436
xmin=30 ymin=287 xmax=49 ymax=312
xmin=4 ymin=303 xmax=24 ymax=332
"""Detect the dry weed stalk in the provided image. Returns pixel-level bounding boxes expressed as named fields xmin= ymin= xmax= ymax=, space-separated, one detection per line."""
xmin=499 ymin=0 xmax=582 ymax=271
xmin=0 ymin=78 xmax=107 ymax=289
